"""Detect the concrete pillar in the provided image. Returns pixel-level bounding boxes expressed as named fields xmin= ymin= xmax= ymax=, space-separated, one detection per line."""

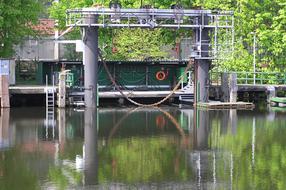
xmin=266 ymin=86 xmax=275 ymax=103
xmin=57 ymin=72 xmax=66 ymax=108
xmin=84 ymin=108 xmax=98 ymax=185
xmin=229 ymin=74 xmax=238 ymax=102
xmin=0 ymin=76 xmax=10 ymax=107
xmin=221 ymin=73 xmax=238 ymax=102
xmin=83 ymin=15 xmax=98 ymax=108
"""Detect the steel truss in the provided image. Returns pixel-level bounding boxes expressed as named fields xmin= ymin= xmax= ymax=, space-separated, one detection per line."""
xmin=66 ymin=7 xmax=234 ymax=60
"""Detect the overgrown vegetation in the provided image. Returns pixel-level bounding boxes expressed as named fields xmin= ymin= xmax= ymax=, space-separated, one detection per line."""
xmin=0 ymin=0 xmax=45 ymax=57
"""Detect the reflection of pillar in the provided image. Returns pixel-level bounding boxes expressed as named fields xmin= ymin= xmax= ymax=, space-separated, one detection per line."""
xmin=193 ymin=109 xmax=209 ymax=150
xmin=58 ymin=109 xmax=66 ymax=149
xmin=230 ymin=109 xmax=237 ymax=135
xmin=220 ymin=110 xmax=237 ymax=135
xmin=83 ymin=15 xmax=98 ymax=108
xmin=251 ymin=117 xmax=256 ymax=166
xmin=84 ymin=108 xmax=98 ymax=185
xmin=0 ymin=109 xmax=10 ymax=147
xmin=220 ymin=110 xmax=229 ymax=134
xmin=0 ymin=76 xmax=10 ymax=107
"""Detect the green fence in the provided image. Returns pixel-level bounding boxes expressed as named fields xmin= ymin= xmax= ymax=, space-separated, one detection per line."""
xmin=211 ymin=71 xmax=286 ymax=85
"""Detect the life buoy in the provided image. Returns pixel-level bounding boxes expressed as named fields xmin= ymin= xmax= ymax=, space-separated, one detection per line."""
xmin=156 ymin=71 xmax=166 ymax=81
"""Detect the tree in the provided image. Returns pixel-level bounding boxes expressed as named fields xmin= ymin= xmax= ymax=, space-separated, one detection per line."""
xmin=50 ymin=0 xmax=286 ymax=71
xmin=197 ymin=0 xmax=286 ymax=72
xmin=0 ymin=0 xmax=42 ymax=57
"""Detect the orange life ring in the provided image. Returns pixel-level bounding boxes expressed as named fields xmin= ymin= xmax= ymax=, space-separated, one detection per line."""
xmin=156 ymin=71 xmax=166 ymax=81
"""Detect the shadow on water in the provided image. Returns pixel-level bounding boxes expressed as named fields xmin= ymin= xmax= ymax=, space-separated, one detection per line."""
xmin=0 ymin=106 xmax=286 ymax=189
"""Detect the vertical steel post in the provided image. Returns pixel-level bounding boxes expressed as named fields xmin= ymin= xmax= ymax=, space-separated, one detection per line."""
xmin=83 ymin=15 xmax=98 ymax=108
xmin=194 ymin=60 xmax=210 ymax=104
xmin=194 ymin=15 xmax=210 ymax=104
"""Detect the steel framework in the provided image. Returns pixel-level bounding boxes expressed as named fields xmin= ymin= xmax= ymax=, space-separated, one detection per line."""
xmin=66 ymin=7 xmax=235 ymax=107
xmin=66 ymin=7 xmax=234 ymax=60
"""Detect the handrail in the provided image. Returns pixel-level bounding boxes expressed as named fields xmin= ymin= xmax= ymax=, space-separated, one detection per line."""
xmin=210 ymin=71 xmax=286 ymax=85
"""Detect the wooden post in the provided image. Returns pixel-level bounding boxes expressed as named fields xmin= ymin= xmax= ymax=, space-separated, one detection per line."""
xmin=0 ymin=76 xmax=10 ymax=107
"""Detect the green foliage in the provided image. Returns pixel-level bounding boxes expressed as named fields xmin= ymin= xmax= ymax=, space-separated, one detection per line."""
xmin=0 ymin=0 xmax=42 ymax=57
xmin=98 ymin=136 xmax=190 ymax=183
xmin=110 ymin=28 xmax=168 ymax=60
xmin=49 ymin=0 xmax=286 ymax=70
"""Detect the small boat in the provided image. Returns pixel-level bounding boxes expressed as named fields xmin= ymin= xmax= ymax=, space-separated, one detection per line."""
xmin=270 ymin=97 xmax=286 ymax=107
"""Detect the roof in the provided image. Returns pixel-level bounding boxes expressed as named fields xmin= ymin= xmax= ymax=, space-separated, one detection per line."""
xmin=32 ymin=19 xmax=55 ymax=35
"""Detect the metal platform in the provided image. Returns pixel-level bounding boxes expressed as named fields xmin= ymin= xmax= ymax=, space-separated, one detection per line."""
xmin=196 ymin=101 xmax=254 ymax=110
xmin=9 ymin=86 xmax=57 ymax=94
xmin=9 ymin=85 xmax=193 ymax=98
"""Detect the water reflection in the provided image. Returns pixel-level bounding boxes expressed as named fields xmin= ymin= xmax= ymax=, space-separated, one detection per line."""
xmin=83 ymin=108 xmax=98 ymax=186
xmin=0 ymin=109 xmax=11 ymax=149
xmin=0 ymin=107 xmax=286 ymax=189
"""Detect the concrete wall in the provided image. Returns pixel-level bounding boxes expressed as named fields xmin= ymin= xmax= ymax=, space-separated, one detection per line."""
xmin=14 ymin=37 xmax=80 ymax=61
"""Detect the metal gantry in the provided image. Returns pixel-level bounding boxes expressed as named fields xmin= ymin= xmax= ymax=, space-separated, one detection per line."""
xmin=67 ymin=7 xmax=234 ymax=60
xmin=66 ymin=7 xmax=234 ymax=107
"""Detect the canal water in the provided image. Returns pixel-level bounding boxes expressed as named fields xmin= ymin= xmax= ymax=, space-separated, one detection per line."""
xmin=0 ymin=106 xmax=285 ymax=189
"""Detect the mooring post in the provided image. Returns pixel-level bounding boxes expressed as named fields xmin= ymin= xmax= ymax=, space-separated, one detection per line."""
xmin=221 ymin=73 xmax=238 ymax=102
xmin=83 ymin=15 xmax=98 ymax=108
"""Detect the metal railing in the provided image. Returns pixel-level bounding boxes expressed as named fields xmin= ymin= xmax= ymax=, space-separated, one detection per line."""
xmin=210 ymin=71 xmax=286 ymax=85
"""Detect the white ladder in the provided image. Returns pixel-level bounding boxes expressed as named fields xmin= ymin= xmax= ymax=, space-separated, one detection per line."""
xmin=45 ymin=75 xmax=56 ymax=139
xmin=179 ymin=71 xmax=194 ymax=103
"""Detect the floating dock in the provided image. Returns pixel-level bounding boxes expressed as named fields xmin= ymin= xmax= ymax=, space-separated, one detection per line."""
xmin=196 ymin=101 xmax=255 ymax=109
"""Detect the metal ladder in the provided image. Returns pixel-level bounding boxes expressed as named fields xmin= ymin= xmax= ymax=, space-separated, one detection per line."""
xmin=45 ymin=75 xmax=56 ymax=139
xmin=179 ymin=71 xmax=194 ymax=103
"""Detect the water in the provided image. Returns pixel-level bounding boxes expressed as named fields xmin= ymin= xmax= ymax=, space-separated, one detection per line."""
xmin=0 ymin=106 xmax=285 ymax=190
